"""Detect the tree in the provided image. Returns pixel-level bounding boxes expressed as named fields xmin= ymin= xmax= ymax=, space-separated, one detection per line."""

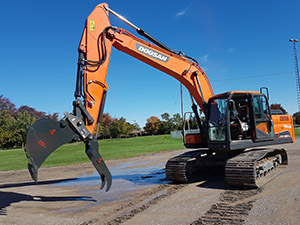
xmin=161 ymin=112 xmax=171 ymax=121
xmin=102 ymin=126 xmax=111 ymax=138
xmin=97 ymin=113 xmax=139 ymax=139
xmin=109 ymin=117 xmax=136 ymax=138
xmin=15 ymin=111 xmax=36 ymax=146
xmin=17 ymin=105 xmax=46 ymax=119
xmin=159 ymin=113 xmax=172 ymax=134
xmin=97 ymin=113 xmax=113 ymax=138
xmin=132 ymin=122 xmax=141 ymax=131
xmin=158 ymin=113 xmax=183 ymax=134
xmin=0 ymin=95 xmax=58 ymax=148
xmin=158 ymin=122 xmax=169 ymax=134
xmin=293 ymin=112 xmax=300 ymax=125
xmin=0 ymin=95 xmax=16 ymax=115
xmin=270 ymin=104 xmax=287 ymax=114
xmin=0 ymin=110 xmax=36 ymax=148
xmin=46 ymin=112 xmax=59 ymax=121
xmin=144 ymin=116 xmax=161 ymax=134
xmin=172 ymin=113 xmax=183 ymax=130
xmin=0 ymin=110 xmax=18 ymax=148
xmin=101 ymin=113 xmax=113 ymax=127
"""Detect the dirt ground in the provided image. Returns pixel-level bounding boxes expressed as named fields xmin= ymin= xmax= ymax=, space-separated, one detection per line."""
xmin=0 ymin=139 xmax=300 ymax=225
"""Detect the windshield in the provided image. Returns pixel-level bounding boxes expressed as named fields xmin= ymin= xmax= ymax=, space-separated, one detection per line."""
xmin=208 ymin=98 xmax=227 ymax=141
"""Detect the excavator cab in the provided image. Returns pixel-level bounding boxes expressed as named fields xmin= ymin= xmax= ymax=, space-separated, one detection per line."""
xmin=183 ymin=91 xmax=285 ymax=150
xmin=207 ymin=93 xmax=253 ymax=143
xmin=206 ymin=91 xmax=293 ymax=151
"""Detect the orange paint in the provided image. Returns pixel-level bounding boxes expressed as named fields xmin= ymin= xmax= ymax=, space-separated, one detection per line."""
xmin=185 ymin=134 xmax=202 ymax=145
xmin=256 ymin=122 xmax=269 ymax=134
xmin=80 ymin=3 xmax=214 ymax=134
xmin=272 ymin=115 xmax=295 ymax=142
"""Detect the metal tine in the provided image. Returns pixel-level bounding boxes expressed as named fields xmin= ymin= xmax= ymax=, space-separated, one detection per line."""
xmin=100 ymin=175 xmax=106 ymax=190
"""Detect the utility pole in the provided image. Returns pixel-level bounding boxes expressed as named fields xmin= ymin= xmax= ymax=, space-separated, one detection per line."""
xmin=180 ymin=83 xmax=184 ymax=126
xmin=289 ymin=39 xmax=300 ymax=111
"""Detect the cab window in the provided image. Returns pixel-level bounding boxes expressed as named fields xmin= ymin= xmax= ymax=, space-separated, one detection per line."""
xmin=253 ymin=96 xmax=270 ymax=119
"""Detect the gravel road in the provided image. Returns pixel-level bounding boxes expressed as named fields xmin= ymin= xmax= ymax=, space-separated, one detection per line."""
xmin=0 ymin=139 xmax=299 ymax=225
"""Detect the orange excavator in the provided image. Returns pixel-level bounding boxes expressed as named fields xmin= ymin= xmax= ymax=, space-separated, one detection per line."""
xmin=24 ymin=3 xmax=294 ymax=191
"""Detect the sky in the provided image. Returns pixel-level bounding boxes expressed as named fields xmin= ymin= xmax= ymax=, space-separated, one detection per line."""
xmin=1 ymin=0 xmax=300 ymax=127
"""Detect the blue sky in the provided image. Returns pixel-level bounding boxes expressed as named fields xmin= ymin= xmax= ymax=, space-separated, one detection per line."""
xmin=1 ymin=0 xmax=299 ymax=127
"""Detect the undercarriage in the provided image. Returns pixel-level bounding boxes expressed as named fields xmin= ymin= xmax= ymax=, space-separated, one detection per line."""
xmin=165 ymin=148 xmax=288 ymax=188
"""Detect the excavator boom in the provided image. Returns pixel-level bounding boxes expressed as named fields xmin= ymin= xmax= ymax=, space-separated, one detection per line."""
xmin=79 ymin=3 xmax=214 ymax=134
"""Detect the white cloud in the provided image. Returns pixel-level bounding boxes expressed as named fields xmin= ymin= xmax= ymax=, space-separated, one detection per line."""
xmin=200 ymin=54 xmax=209 ymax=63
xmin=176 ymin=11 xmax=186 ymax=16
xmin=227 ymin=48 xmax=234 ymax=53
xmin=175 ymin=3 xmax=194 ymax=17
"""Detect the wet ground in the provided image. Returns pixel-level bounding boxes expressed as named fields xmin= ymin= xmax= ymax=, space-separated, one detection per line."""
xmin=52 ymin=159 xmax=170 ymax=213
xmin=0 ymin=140 xmax=300 ymax=225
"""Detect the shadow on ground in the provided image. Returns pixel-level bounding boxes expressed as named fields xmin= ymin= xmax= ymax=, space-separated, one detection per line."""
xmin=0 ymin=190 xmax=96 ymax=216
xmin=0 ymin=178 xmax=78 ymax=189
xmin=196 ymin=173 xmax=256 ymax=191
xmin=195 ymin=168 xmax=229 ymax=190
xmin=196 ymin=176 xmax=228 ymax=190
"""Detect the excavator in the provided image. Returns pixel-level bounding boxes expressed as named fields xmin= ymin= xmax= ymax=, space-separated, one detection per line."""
xmin=24 ymin=3 xmax=295 ymax=192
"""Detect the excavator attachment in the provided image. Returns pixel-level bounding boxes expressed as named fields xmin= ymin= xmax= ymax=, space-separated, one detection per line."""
xmin=24 ymin=116 xmax=112 ymax=191
xmin=25 ymin=118 xmax=75 ymax=182
xmin=85 ymin=138 xmax=112 ymax=191
xmin=23 ymin=3 xmax=114 ymax=191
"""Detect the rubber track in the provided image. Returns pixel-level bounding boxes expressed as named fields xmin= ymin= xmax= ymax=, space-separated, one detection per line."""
xmin=165 ymin=150 xmax=210 ymax=183
xmin=225 ymin=148 xmax=288 ymax=188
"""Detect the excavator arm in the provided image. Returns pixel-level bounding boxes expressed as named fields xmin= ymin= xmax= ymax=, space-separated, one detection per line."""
xmin=24 ymin=3 xmax=214 ymax=192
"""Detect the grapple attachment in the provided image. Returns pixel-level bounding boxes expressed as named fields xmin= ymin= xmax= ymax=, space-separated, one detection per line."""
xmin=24 ymin=116 xmax=112 ymax=191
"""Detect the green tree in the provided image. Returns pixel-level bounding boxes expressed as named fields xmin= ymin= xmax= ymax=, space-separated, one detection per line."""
xmin=160 ymin=112 xmax=172 ymax=134
xmin=0 ymin=110 xmax=18 ymax=148
xmin=161 ymin=112 xmax=171 ymax=121
xmin=98 ymin=113 xmax=139 ymax=139
xmin=158 ymin=122 xmax=169 ymax=134
xmin=102 ymin=126 xmax=111 ymax=138
xmin=132 ymin=122 xmax=141 ymax=131
xmin=109 ymin=117 xmax=136 ymax=138
xmin=15 ymin=111 xmax=36 ymax=146
xmin=0 ymin=110 xmax=36 ymax=148
xmin=108 ymin=119 xmax=119 ymax=138
xmin=172 ymin=113 xmax=183 ymax=130
xmin=159 ymin=112 xmax=183 ymax=134
xmin=0 ymin=95 xmax=58 ymax=148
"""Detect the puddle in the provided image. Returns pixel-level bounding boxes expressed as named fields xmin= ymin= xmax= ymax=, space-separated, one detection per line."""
xmin=55 ymin=160 xmax=168 ymax=188
xmin=54 ymin=159 xmax=172 ymax=212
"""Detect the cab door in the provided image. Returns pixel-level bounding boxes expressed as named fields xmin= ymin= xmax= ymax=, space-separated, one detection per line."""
xmin=252 ymin=95 xmax=274 ymax=142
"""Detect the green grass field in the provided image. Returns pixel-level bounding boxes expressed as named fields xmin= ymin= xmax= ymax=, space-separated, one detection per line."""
xmin=294 ymin=128 xmax=300 ymax=136
xmin=0 ymin=135 xmax=184 ymax=171
xmin=1 ymin=129 xmax=299 ymax=172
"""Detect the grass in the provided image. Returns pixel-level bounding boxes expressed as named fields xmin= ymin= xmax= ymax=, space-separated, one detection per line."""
xmin=0 ymin=135 xmax=184 ymax=171
xmin=294 ymin=128 xmax=300 ymax=136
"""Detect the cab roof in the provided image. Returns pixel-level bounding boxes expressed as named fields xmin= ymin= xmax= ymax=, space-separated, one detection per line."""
xmin=211 ymin=91 xmax=261 ymax=99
